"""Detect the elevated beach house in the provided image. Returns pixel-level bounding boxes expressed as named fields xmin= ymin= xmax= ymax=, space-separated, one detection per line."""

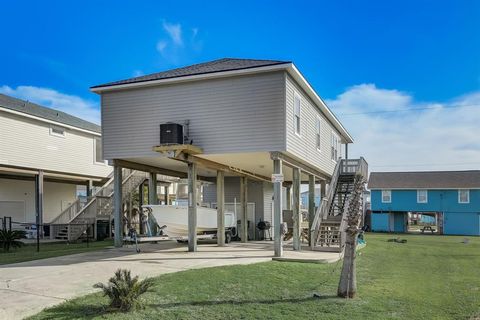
xmin=368 ymin=171 xmax=480 ymax=236
xmin=0 ymin=93 xmax=111 ymax=234
xmin=91 ymin=58 xmax=368 ymax=256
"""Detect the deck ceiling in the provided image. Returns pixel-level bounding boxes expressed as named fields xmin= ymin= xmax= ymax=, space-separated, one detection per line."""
xmin=123 ymin=152 xmax=313 ymax=182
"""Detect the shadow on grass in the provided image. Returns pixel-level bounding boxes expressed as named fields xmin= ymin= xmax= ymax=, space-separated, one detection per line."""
xmin=34 ymin=295 xmax=340 ymax=319
xmin=148 ymin=295 xmax=339 ymax=309
xmin=33 ymin=303 xmax=108 ymax=320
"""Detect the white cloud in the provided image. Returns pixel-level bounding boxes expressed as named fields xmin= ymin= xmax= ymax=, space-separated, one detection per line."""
xmin=162 ymin=21 xmax=183 ymax=46
xmin=0 ymin=85 xmax=100 ymax=124
xmin=156 ymin=40 xmax=168 ymax=54
xmin=156 ymin=20 xmax=201 ymax=64
xmin=327 ymin=85 xmax=480 ymax=172
xmin=132 ymin=70 xmax=144 ymax=77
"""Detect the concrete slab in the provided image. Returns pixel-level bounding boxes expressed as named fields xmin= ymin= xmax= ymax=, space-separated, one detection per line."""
xmin=0 ymin=240 xmax=340 ymax=319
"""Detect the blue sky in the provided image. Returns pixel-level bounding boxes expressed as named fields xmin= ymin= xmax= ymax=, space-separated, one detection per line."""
xmin=1 ymin=0 xmax=479 ymax=171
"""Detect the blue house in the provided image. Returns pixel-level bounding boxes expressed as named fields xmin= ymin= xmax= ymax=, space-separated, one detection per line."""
xmin=368 ymin=171 xmax=480 ymax=236
xmin=300 ymin=189 xmax=321 ymax=209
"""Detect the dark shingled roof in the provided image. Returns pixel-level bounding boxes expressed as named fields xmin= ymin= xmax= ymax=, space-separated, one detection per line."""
xmin=0 ymin=93 xmax=101 ymax=133
xmin=368 ymin=171 xmax=480 ymax=189
xmin=92 ymin=58 xmax=290 ymax=89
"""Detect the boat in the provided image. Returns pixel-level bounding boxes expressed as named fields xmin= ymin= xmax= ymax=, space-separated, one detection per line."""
xmin=143 ymin=205 xmax=237 ymax=238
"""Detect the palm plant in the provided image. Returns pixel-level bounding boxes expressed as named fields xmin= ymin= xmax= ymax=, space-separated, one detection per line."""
xmin=94 ymin=269 xmax=153 ymax=312
xmin=0 ymin=229 xmax=26 ymax=252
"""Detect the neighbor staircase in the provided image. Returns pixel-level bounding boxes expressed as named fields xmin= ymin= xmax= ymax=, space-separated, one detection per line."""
xmin=50 ymin=169 xmax=148 ymax=241
xmin=310 ymin=158 xmax=368 ymax=253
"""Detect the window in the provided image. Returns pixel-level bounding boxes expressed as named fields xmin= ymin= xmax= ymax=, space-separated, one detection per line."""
xmin=417 ymin=190 xmax=428 ymax=203
xmin=315 ymin=117 xmax=321 ymax=150
xmin=382 ymin=190 xmax=391 ymax=203
xmin=50 ymin=125 xmax=65 ymax=137
xmin=331 ymin=132 xmax=339 ymax=161
xmin=458 ymin=189 xmax=470 ymax=203
xmin=293 ymin=93 xmax=301 ymax=135
xmin=94 ymin=137 xmax=104 ymax=164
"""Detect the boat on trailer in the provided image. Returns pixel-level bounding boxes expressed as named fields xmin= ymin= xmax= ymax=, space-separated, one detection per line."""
xmin=143 ymin=204 xmax=237 ymax=240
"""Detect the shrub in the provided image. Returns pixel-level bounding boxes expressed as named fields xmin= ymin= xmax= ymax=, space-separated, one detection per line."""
xmin=93 ymin=269 xmax=153 ymax=312
xmin=0 ymin=229 xmax=26 ymax=252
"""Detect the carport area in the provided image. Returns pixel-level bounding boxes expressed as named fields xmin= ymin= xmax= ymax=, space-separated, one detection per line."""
xmin=112 ymin=149 xmax=331 ymax=257
xmin=0 ymin=240 xmax=340 ymax=319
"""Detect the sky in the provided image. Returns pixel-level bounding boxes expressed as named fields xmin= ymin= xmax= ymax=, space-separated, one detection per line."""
xmin=1 ymin=0 xmax=479 ymax=172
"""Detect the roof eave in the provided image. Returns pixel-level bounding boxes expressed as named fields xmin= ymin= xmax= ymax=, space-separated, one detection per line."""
xmin=90 ymin=63 xmax=292 ymax=93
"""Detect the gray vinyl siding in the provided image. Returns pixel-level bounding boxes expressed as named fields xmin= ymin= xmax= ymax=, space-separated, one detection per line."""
xmin=285 ymin=74 xmax=343 ymax=175
xmin=101 ymin=72 xmax=286 ymax=159
xmin=0 ymin=110 xmax=111 ymax=178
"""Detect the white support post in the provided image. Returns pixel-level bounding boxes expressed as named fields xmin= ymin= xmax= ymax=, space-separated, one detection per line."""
xmin=148 ymin=172 xmax=158 ymax=205
xmin=86 ymin=180 xmax=93 ymax=198
xmin=320 ymin=180 xmax=326 ymax=201
xmin=292 ymin=167 xmax=301 ymax=251
xmin=273 ymin=159 xmax=283 ymax=257
xmin=216 ymin=171 xmax=225 ymax=246
xmin=113 ymin=164 xmax=123 ymax=247
xmin=308 ymin=175 xmax=315 ymax=246
xmin=187 ymin=162 xmax=197 ymax=252
xmin=240 ymin=176 xmax=248 ymax=243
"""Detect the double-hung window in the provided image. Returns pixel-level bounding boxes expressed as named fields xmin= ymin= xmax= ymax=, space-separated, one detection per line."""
xmin=315 ymin=117 xmax=321 ymax=150
xmin=294 ymin=93 xmax=301 ymax=135
xmin=382 ymin=190 xmax=391 ymax=203
xmin=331 ymin=132 xmax=339 ymax=160
xmin=94 ymin=137 xmax=104 ymax=164
xmin=458 ymin=189 xmax=470 ymax=203
xmin=417 ymin=190 xmax=428 ymax=203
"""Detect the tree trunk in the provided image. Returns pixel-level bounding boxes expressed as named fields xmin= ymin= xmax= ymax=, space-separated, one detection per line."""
xmin=337 ymin=173 xmax=364 ymax=299
xmin=337 ymin=232 xmax=357 ymax=298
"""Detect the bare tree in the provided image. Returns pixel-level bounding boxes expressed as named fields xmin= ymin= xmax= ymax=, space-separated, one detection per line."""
xmin=337 ymin=174 xmax=365 ymax=298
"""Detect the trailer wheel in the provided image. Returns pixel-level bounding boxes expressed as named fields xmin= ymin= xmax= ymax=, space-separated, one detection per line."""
xmin=225 ymin=231 xmax=232 ymax=244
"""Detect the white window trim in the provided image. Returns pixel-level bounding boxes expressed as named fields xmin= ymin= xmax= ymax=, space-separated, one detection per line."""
xmin=293 ymin=92 xmax=301 ymax=137
xmin=331 ymin=131 xmax=339 ymax=162
xmin=315 ymin=116 xmax=321 ymax=152
xmin=458 ymin=189 xmax=470 ymax=204
xmin=93 ymin=137 xmax=107 ymax=165
xmin=382 ymin=190 xmax=392 ymax=203
xmin=49 ymin=125 xmax=66 ymax=138
xmin=417 ymin=189 xmax=428 ymax=203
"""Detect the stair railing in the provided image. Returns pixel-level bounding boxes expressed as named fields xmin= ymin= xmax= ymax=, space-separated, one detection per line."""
xmin=310 ymin=158 xmax=342 ymax=248
xmin=52 ymin=169 xmax=147 ymax=241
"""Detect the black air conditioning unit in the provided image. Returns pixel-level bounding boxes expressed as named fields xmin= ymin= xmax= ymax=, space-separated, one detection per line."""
xmin=160 ymin=123 xmax=184 ymax=145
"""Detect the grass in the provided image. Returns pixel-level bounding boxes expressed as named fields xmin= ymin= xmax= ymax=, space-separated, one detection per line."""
xmin=0 ymin=240 xmax=113 ymax=265
xmin=29 ymin=233 xmax=480 ymax=320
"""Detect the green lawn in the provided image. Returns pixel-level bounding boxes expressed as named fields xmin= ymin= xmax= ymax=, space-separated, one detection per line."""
xmin=0 ymin=240 xmax=113 ymax=265
xmin=29 ymin=234 xmax=480 ymax=320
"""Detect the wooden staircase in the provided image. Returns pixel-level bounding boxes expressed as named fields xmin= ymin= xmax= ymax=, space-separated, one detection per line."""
xmin=50 ymin=169 xmax=148 ymax=241
xmin=311 ymin=158 xmax=368 ymax=253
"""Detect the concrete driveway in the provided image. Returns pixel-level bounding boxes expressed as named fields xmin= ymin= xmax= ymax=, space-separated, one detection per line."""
xmin=0 ymin=241 xmax=339 ymax=319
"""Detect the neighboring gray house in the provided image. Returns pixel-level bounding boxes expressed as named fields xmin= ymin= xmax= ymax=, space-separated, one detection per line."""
xmin=92 ymin=58 xmax=355 ymax=251
xmin=0 ymin=94 xmax=112 ymax=226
